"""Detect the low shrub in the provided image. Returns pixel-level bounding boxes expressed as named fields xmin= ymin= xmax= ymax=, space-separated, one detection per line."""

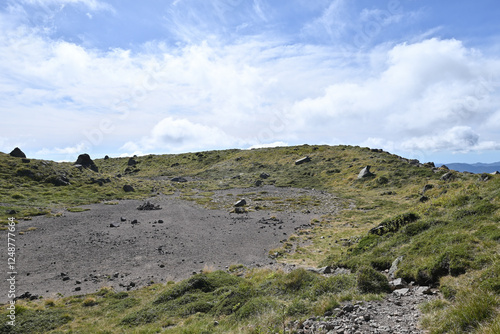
xmin=356 ymin=266 xmax=391 ymax=294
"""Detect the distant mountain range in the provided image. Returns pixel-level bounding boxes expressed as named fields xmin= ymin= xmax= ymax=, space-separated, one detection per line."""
xmin=439 ymin=162 xmax=500 ymax=173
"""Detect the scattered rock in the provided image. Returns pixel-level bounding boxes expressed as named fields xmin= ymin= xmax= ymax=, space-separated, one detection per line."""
xmin=409 ymin=159 xmax=420 ymax=166
xmin=123 ymin=185 xmax=135 ymax=192
xmin=90 ymin=178 xmax=111 ymax=186
xmin=415 ymin=286 xmax=432 ymax=295
xmin=260 ymin=173 xmax=270 ymax=179
xmin=171 ymin=177 xmax=187 ymax=183
xmin=422 ymin=184 xmax=433 ymax=195
xmin=440 ymin=172 xmax=455 ymax=181
xmin=52 ymin=175 xmax=71 ymax=186
xmin=131 ymin=219 xmax=139 ymax=225
xmin=109 ymin=223 xmax=120 ymax=228
xmin=74 ymin=287 xmax=81 ymax=292
xmin=137 ymin=201 xmax=161 ymax=210
xmin=440 ymin=165 xmax=449 ymax=170
xmin=22 ymin=158 xmax=30 ymax=163
xmin=295 ymin=156 xmax=311 ymax=165
xmin=74 ymin=154 xmax=98 ymax=172
xmin=419 ymin=196 xmax=429 ymax=203
xmin=479 ymin=174 xmax=491 ymax=182
xmin=389 ymin=256 xmax=403 ymax=279
xmin=358 ymin=166 xmax=374 ymax=179
xmin=120 ymin=217 xmax=127 ymax=222
xmin=491 ymin=171 xmax=500 ymax=175
xmin=307 ymin=266 xmax=332 ymax=274
xmin=104 ymin=155 xmax=110 ymax=160
xmin=15 ymin=292 xmax=38 ymax=301
xmin=254 ymin=180 xmax=263 ymax=186
xmin=423 ymin=162 xmax=435 ymax=168
xmin=393 ymin=288 xmax=410 ymax=296
xmin=127 ymin=157 xmax=137 ymax=166
xmin=233 ymin=207 xmax=246 ymax=214
xmin=157 ymin=219 xmax=164 ymax=224
xmin=9 ymin=147 xmax=26 ymax=158
xmin=390 ymin=278 xmax=407 ymax=289
xmin=234 ymin=199 xmax=247 ymax=207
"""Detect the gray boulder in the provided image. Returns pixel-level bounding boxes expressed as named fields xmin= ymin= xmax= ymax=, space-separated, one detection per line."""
xmin=294 ymin=156 xmax=311 ymax=165
xmin=389 ymin=256 xmax=403 ymax=279
xmin=358 ymin=166 xmax=374 ymax=179
xmin=389 ymin=278 xmax=407 ymax=289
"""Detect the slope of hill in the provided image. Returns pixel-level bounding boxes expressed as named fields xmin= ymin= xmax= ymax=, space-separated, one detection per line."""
xmin=0 ymin=145 xmax=498 ymax=334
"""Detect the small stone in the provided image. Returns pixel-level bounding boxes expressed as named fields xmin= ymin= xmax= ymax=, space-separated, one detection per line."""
xmin=393 ymin=288 xmax=409 ymax=296
xmin=123 ymin=185 xmax=135 ymax=192
xmin=234 ymin=199 xmax=247 ymax=207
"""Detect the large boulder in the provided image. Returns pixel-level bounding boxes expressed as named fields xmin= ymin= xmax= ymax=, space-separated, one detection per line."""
xmin=358 ymin=166 xmax=375 ymax=179
xmin=74 ymin=154 xmax=98 ymax=172
xmin=10 ymin=147 xmax=26 ymax=158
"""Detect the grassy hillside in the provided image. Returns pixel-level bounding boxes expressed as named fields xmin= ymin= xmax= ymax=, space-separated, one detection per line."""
xmin=0 ymin=145 xmax=498 ymax=333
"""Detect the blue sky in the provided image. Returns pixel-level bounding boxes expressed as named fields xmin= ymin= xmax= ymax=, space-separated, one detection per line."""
xmin=1 ymin=0 xmax=500 ymax=164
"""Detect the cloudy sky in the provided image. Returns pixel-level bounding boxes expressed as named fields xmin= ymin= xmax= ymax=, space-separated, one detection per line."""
xmin=1 ymin=0 xmax=500 ymax=163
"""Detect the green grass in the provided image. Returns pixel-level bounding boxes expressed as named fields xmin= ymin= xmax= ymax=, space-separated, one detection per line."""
xmin=0 ymin=145 xmax=499 ymax=333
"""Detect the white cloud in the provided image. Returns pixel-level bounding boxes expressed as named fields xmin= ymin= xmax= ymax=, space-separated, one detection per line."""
xmin=36 ymin=143 xmax=88 ymax=156
xmin=121 ymin=117 xmax=239 ymax=153
xmin=2 ymin=0 xmax=500 ymax=163
xmin=18 ymin=0 xmax=114 ymax=12
xmin=248 ymin=141 xmax=288 ymax=150
xmin=289 ymin=38 xmax=500 ymax=153
xmin=401 ymin=126 xmax=500 ymax=153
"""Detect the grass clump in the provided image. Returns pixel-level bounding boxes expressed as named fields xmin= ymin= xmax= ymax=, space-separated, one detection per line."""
xmin=356 ymin=266 xmax=391 ymax=294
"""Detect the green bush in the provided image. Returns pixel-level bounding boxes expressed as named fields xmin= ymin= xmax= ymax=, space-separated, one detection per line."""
xmin=235 ymin=297 xmax=279 ymax=319
xmin=0 ymin=309 xmax=73 ymax=333
xmin=369 ymin=213 xmax=419 ymax=236
xmin=356 ymin=266 xmax=391 ymax=294
xmin=311 ymin=274 xmax=356 ymax=296
xmin=286 ymin=298 xmax=310 ymax=316
xmin=279 ymin=268 xmax=318 ymax=293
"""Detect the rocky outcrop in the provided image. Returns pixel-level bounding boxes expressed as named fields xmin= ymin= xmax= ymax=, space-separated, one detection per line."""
xmin=10 ymin=147 xmax=26 ymax=158
xmin=74 ymin=154 xmax=98 ymax=172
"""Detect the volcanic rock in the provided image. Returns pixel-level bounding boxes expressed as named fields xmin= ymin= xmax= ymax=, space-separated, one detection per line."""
xmin=9 ymin=147 xmax=26 ymax=158
xmin=123 ymin=185 xmax=135 ymax=192
xmin=137 ymin=201 xmax=161 ymax=210
xmin=74 ymin=154 xmax=98 ymax=172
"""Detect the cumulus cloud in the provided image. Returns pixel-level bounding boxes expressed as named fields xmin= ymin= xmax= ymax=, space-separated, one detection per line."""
xmin=121 ymin=117 xmax=239 ymax=153
xmin=289 ymin=38 xmax=500 ymax=153
xmin=17 ymin=0 xmax=114 ymax=12
xmin=401 ymin=126 xmax=500 ymax=152
xmin=2 ymin=0 xmax=500 ymax=162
